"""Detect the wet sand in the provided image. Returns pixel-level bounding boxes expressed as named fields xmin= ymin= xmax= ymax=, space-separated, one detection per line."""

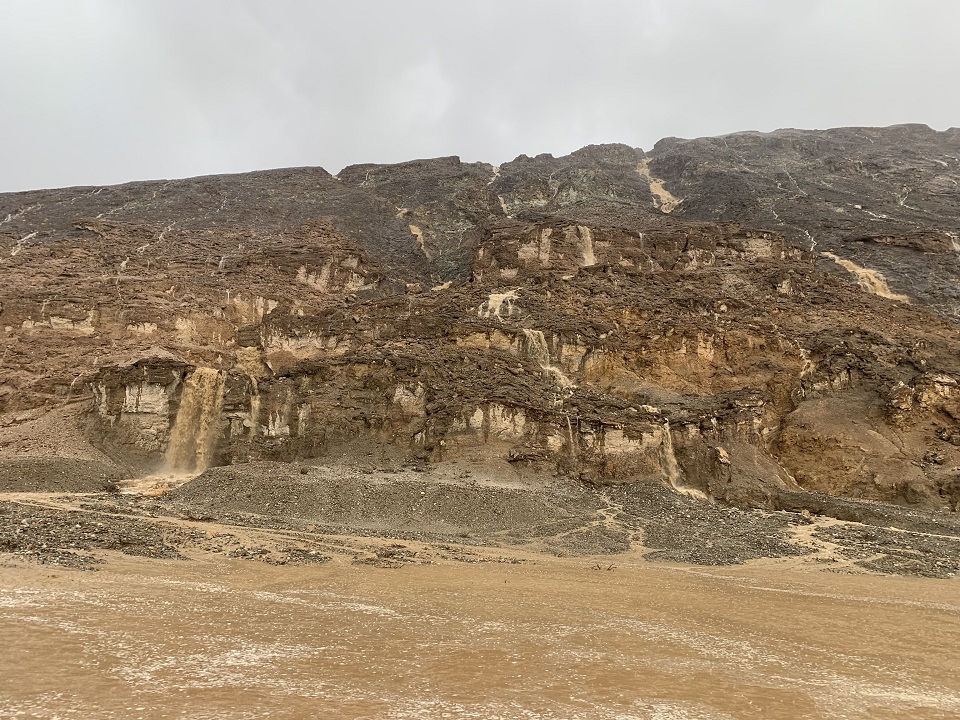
xmin=3 ymin=545 xmax=959 ymax=720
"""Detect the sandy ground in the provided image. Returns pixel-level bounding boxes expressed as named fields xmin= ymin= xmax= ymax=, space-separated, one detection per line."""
xmin=2 ymin=528 xmax=959 ymax=720
xmin=2 ymin=462 xmax=960 ymax=719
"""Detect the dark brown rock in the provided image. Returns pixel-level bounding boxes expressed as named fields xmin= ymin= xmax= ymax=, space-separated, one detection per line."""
xmin=3 ymin=124 xmax=960 ymax=521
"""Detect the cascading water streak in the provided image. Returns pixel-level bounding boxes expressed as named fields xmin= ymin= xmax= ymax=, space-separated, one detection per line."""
xmin=659 ymin=421 xmax=710 ymax=501
xmin=165 ymin=368 xmax=225 ymax=474
xmin=521 ymin=329 xmax=573 ymax=388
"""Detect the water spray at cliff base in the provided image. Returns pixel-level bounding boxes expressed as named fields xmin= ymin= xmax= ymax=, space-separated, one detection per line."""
xmin=121 ymin=368 xmax=226 ymax=495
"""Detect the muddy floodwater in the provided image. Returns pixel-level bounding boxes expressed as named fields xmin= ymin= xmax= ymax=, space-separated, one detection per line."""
xmin=3 ymin=548 xmax=960 ymax=720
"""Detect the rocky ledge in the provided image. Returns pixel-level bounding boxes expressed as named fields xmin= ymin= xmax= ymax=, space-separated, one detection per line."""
xmin=2 ymin=124 xmax=960 ymax=567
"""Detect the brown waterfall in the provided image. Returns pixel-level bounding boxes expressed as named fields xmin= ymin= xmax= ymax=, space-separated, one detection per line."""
xmin=165 ymin=368 xmax=225 ymax=474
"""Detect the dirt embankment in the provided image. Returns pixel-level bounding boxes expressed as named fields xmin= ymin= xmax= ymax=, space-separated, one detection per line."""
xmin=4 ymin=459 xmax=959 ymax=578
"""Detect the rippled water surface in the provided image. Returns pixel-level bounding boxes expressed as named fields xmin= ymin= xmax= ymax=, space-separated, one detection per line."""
xmin=3 ymin=552 xmax=959 ymax=719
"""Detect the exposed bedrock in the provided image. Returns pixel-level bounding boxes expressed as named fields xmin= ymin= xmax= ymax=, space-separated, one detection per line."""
xmin=80 ymin=217 xmax=960 ymax=512
xmin=3 ymin=124 xmax=960 ymax=516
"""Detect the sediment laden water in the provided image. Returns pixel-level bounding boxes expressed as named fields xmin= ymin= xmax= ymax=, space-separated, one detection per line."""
xmin=521 ymin=329 xmax=573 ymax=388
xmin=164 ymin=368 xmax=225 ymax=474
xmin=2 ymin=549 xmax=959 ymax=720
xmin=659 ymin=421 xmax=710 ymax=501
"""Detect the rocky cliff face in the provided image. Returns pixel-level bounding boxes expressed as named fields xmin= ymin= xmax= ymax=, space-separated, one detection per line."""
xmin=2 ymin=124 xmax=960 ymax=512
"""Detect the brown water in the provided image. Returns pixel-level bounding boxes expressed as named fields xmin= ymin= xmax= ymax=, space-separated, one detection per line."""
xmin=164 ymin=368 xmax=225 ymax=474
xmin=2 ymin=551 xmax=959 ymax=719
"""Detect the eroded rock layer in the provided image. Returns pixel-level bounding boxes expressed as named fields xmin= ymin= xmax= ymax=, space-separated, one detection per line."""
xmin=2 ymin=124 xmax=960 ymax=513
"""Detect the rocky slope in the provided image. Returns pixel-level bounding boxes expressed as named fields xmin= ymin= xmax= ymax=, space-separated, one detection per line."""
xmin=2 ymin=123 xmax=960 ymax=517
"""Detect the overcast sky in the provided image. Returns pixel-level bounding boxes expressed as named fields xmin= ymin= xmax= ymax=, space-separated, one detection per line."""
xmin=2 ymin=0 xmax=958 ymax=192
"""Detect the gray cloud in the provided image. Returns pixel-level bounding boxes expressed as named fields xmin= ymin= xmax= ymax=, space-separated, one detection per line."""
xmin=2 ymin=0 xmax=958 ymax=191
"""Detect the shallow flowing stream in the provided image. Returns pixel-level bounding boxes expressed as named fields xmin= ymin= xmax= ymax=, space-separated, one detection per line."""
xmin=3 ymin=550 xmax=959 ymax=719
